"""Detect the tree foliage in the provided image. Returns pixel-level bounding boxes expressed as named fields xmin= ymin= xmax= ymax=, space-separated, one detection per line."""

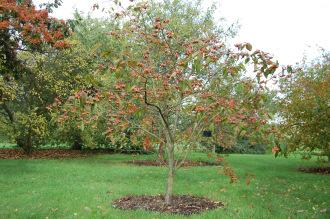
xmin=0 ymin=0 xmax=71 ymax=152
xmin=279 ymin=52 xmax=330 ymax=161
xmin=57 ymin=0 xmax=282 ymax=204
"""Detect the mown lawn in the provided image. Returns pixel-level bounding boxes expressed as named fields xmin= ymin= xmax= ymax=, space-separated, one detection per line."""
xmin=0 ymin=153 xmax=329 ymax=219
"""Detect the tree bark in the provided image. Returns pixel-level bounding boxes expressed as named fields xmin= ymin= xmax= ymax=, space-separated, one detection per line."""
xmin=158 ymin=131 xmax=166 ymax=161
xmin=1 ymin=102 xmax=14 ymax=123
xmin=165 ymin=141 xmax=175 ymax=205
xmin=17 ymin=134 xmax=33 ymax=154
xmin=212 ymin=144 xmax=216 ymax=154
xmin=143 ymin=82 xmax=175 ymax=205
xmin=158 ymin=141 xmax=165 ymax=161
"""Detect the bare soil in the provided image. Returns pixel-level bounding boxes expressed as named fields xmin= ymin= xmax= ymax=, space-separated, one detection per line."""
xmin=126 ymin=159 xmax=221 ymax=167
xmin=298 ymin=167 xmax=330 ymax=175
xmin=0 ymin=149 xmax=88 ymax=159
xmin=112 ymin=195 xmax=224 ymax=215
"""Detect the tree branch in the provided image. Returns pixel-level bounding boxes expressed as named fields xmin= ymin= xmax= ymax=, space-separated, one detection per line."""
xmin=0 ymin=102 xmax=14 ymax=123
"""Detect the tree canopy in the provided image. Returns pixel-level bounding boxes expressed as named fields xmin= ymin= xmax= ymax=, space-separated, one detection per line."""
xmin=278 ymin=52 xmax=330 ymax=161
xmin=55 ymin=0 xmax=283 ymax=204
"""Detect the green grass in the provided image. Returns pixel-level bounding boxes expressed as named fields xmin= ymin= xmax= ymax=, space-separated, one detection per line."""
xmin=0 ymin=142 xmax=16 ymax=149
xmin=0 ymin=153 xmax=329 ymax=219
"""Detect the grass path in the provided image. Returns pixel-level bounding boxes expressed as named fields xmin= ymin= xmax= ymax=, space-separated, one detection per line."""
xmin=0 ymin=153 xmax=329 ymax=218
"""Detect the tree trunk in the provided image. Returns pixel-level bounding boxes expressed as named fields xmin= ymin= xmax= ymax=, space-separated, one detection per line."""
xmin=71 ymin=135 xmax=83 ymax=150
xmin=2 ymin=102 xmax=14 ymax=123
xmin=17 ymin=134 xmax=33 ymax=154
xmin=165 ymin=141 xmax=175 ymax=205
xmin=212 ymin=144 xmax=216 ymax=154
xmin=25 ymin=134 xmax=33 ymax=154
xmin=158 ymin=141 xmax=165 ymax=161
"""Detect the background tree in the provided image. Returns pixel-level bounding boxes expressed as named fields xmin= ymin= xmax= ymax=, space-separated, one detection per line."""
xmin=50 ymin=14 xmax=136 ymax=151
xmin=278 ymin=52 xmax=330 ymax=161
xmin=0 ymin=42 xmax=96 ymax=152
xmin=26 ymin=40 xmax=98 ymax=150
xmin=0 ymin=0 xmax=70 ymax=152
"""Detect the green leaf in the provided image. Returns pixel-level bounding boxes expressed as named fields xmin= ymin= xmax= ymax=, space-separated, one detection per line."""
xmin=245 ymin=43 xmax=252 ymax=51
xmin=193 ymin=57 xmax=202 ymax=73
xmin=279 ymin=143 xmax=287 ymax=153
xmin=81 ymin=122 xmax=85 ymax=131
xmin=264 ymin=69 xmax=270 ymax=78
xmin=133 ymin=7 xmax=141 ymax=12
xmin=179 ymin=80 xmax=189 ymax=90
xmin=236 ymin=83 xmax=244 ymax=94
xmin=209 ymin=123 xmax=215 ymax=132
xmin=268 ymin=133 xmax=275 ymax=143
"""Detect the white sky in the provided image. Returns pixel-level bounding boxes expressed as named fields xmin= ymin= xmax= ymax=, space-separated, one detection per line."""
xmin=34 ymin=0 xmax=330 ymax=65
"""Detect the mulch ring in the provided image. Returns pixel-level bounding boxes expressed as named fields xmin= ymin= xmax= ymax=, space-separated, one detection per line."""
xmin=0 ymin=149 xmax=88 ymax=159
xmin=126 ymin=160 xmax=220 ymax=167
xmin=298 ymin=167 xmax=330 ymax=175
xmin=112 ymin=195 xmax=224 ymax=215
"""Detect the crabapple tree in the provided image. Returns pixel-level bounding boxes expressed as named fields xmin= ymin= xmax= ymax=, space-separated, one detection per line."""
xmin=91 ymin=1 xmax=282 ymax=204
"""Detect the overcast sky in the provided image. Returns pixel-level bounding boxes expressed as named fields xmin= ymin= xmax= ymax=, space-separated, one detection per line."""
xmin=34 ymin=0 xmax=330 ymax=66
